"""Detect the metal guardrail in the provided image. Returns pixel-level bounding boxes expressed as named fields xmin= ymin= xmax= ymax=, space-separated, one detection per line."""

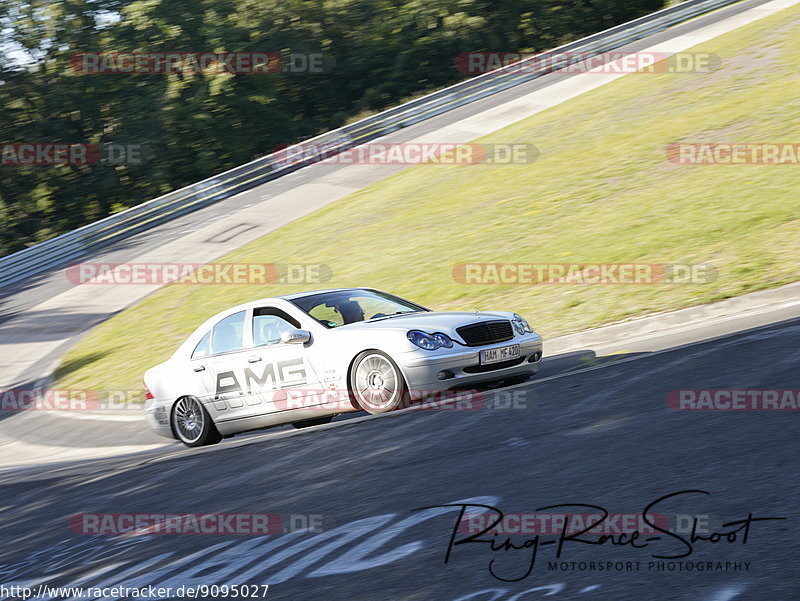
xmin=0 ymin=0 xmax=742 ymax=289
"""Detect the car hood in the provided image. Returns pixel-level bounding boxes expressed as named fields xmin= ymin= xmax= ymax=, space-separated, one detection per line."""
xmin=336 ymin=311 xmax=515 ymax=334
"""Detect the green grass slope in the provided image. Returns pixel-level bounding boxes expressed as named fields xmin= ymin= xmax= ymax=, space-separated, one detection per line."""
xmin=55 ymin=5 xmax=800 ymax=393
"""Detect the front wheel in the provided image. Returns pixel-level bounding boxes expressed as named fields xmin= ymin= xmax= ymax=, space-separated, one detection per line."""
xmin=171 ymin=396 xmax=222 ymax=447
xmin=349 ymin=350 xmax=408 ymax=414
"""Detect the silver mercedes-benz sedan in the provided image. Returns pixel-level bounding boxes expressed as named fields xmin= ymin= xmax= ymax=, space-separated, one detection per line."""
xmin=144 ymin=288 xmax=543 ymax=446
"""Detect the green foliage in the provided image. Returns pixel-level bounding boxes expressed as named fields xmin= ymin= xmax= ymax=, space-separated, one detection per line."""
xmin=0 ymin=0 xmax=664 ymax=255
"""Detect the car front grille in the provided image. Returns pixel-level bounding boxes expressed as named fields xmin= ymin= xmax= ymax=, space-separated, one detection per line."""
xmin=456 ymin=320 xmax=514 ymax=347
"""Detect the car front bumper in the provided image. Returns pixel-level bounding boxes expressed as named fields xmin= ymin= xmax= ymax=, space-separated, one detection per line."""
xmin=396 ymin=336 xmax=543 ymax=395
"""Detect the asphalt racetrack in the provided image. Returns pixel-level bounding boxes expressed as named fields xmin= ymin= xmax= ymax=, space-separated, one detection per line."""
xmin=1 ymin=316 xmax=796 ymax=601
xmin=0 ymin=1 xmax=796 ymax=599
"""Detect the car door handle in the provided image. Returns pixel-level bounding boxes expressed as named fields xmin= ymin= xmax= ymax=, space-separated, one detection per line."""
xmin=248 ymin=356 xmax=262 ymax=363
xmin=193 ymin=365 xmax=205 ymax=372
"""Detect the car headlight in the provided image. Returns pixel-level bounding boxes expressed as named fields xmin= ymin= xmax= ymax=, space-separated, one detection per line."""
xmin=432 ymin=332 xmax=454 ymax=348
xmin=407 ymin=330 xmax=454 ymax=350
xmin=511 ymin=313 xmax=533 ymax=335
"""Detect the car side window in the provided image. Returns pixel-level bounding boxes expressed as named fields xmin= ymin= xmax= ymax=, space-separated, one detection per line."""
xmin=210 ymin=311 xmax=246 ymax=355
xmin=252 ymin=307 xmax=301 ymax=346
xmin=253 ymin=315 xmax=295 ymax=346
xmin=192 ymin=331 xmax=211 ymax=359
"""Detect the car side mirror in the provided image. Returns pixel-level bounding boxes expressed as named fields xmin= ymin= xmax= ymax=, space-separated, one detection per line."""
xmin=281 ymin=329 xmax=311 ymax=344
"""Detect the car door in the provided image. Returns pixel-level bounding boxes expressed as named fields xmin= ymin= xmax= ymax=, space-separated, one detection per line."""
xmin=204 ymin=310 xmax=256 ymax=424
xmin=188 ymin=329 xmax=216 ymax=404
xmin=245 ymin=306 xmax=326 ymax=414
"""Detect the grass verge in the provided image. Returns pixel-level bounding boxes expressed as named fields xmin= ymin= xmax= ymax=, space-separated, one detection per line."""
xmin=54 ymin=5 xmax=800 ymax=393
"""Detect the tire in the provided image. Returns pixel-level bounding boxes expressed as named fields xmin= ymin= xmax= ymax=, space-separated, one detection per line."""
xmin=349 ymin=350 xmax=409 ymax=414
xmin=292 ymin=416 xmax=334 ymax=429
xmin=171 ymin=396 xmax=223 ymax=447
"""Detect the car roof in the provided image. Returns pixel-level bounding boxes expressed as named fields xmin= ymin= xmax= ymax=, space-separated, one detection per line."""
xmin=277 ymin=287 xmax=370 ymax=301
xmin=175 ymin=288 xmax=376 ymax=357
xmin=221 ymin=288 xmax=374 ymax=313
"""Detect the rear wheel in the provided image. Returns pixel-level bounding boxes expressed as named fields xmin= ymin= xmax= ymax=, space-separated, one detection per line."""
xmin=171 ymin=396 xmax=222 ymax=447
xmin=349 ymin=350 xmax=408 ymax=414
xmin=292 ymin=416 xmax=334 ymax=429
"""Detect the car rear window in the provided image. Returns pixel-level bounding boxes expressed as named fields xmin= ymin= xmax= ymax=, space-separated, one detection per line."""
xmin=210 ymin=311 xmax=246 ymax=354
xmin=191 ymin=331 xmax=211 ymax=359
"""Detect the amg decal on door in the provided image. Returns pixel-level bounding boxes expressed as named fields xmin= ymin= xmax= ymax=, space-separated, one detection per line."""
xmin=215 ymin=358 xmax=309 ymax=397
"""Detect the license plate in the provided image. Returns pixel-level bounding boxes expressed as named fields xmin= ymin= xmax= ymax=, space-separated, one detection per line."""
xmin=479 ymin=344 xmax=521 ymax=364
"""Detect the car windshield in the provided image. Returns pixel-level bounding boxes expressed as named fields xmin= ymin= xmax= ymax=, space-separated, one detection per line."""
xmin=289 ymin=289 xmax=428 ymax=328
